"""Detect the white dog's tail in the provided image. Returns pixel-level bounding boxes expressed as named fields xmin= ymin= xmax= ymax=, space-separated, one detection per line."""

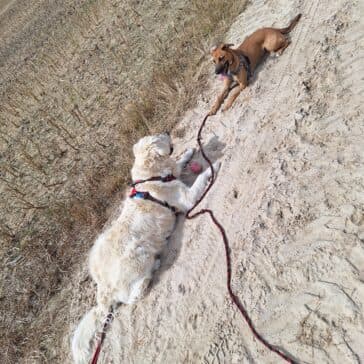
xmin=71 ymin=307 xmax=103 ymax=364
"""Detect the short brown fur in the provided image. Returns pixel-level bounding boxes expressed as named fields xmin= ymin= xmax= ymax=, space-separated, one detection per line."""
xmin=209 ymin=14 xmax=302 ymax=115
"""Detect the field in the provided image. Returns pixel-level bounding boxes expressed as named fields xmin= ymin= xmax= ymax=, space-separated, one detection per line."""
xmin=0 ymin=0 xmax=247 ymax=362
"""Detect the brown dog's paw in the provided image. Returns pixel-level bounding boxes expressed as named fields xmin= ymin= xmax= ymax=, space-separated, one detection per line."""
xmin=222 ymin=105 xmax=231 ymax=113
xmin=208 ymin=107 xmax=218 ymax=116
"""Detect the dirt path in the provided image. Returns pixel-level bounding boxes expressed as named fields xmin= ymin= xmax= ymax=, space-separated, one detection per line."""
xmin=71 ymin=0 xmax=364 ymax=363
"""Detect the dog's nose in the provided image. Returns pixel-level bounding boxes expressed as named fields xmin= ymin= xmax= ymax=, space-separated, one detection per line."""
xmin=215 ymin=67 xmax=222 ymax=75
xmin=164 ymin=131 xmax=170 ymax=136
xmin=169 ymin=145 xmax=174 ymax=155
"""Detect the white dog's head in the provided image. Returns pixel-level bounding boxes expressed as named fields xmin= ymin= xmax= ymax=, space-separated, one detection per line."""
xmin=133 ymin=133 xmax=173 ymax=160
xmin=132 ymin=134 xmax=175 ymax=176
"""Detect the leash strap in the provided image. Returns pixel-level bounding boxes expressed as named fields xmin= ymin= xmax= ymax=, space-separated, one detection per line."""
xmin=186 ymin=114 xmax=298 ymax=364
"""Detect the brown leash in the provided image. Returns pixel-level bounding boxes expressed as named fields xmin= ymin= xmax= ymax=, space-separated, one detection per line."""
xmin=185 ymin=114 xmax=298 ymax=364
xmin=89 ymin=113 xmax=298 ymax=364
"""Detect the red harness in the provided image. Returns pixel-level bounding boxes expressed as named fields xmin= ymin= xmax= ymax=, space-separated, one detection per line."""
xmin=130 ymin=174 xmax=176 ymax=186
xmin=129 ymin=174 xmax=179 ymax=214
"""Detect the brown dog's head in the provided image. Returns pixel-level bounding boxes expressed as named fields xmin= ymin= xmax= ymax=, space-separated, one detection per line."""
xmin=210 ymin=43 xmax=234 ymax=75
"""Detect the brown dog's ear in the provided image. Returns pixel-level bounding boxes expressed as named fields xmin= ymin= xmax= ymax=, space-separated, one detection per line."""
xmin=221 ymin=43 xmax=234 ymax=50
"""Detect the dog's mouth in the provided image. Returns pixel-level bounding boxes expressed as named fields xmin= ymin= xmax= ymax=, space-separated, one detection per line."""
xmin=215 ymin=61 xmax=229 ymax=75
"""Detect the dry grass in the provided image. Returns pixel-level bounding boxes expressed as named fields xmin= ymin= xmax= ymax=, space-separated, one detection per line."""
xmin=123 ymin=0 xmax=248 ymax=134
xmin=0 ymin=0 xmax=247 ymax=362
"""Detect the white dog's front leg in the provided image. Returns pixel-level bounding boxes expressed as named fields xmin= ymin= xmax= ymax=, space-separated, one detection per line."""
xmin=176 ymin=148 xmax=195 ymax=175
xmin=180 ymin=161 xmax=221 ymax=210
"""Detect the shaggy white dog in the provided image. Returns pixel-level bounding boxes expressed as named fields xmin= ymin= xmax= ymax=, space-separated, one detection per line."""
xmin=71 ymin=133 xmax=220 ymax=363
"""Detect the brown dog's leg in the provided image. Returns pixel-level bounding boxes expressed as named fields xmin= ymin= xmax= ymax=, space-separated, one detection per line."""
xmin=277 ymin=39 xmax=291 ymax=55
xmin=264 ymin=31 xmax=290 ymax=55
xmin=209 ymin=77 xmax=232 ymax=115
xmin=222 ymin=83 xmax=246 ymax=112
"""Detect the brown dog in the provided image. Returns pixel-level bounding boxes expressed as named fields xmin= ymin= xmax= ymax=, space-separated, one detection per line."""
xmin=209 ymin=14 xmax=302 ymax=115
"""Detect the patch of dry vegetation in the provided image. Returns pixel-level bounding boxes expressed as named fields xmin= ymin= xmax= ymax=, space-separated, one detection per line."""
xmin=123 ymin=0 xmax=248 ymax=134
xmin=0 ymin=0 xmax=247 ymax=362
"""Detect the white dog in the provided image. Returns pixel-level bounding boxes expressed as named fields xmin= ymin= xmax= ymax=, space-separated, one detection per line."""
xmin=71 ymin=133 xmax=220 ymax=363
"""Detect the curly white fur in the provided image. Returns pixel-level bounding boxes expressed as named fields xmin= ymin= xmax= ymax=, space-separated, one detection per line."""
xmin=71 ymin=134 xmax=220 ymax=363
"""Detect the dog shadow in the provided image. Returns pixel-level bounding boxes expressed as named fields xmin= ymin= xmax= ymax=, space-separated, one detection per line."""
xmin=151 ymin=136 xmax=225 ymax=287
xmin=248 ymin=51 xmax=275 ymax=86
xmin=180 ymin=135 xmax=226 ymax=186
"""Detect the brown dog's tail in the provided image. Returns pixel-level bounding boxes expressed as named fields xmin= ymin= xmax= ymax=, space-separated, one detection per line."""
xmin=278 ymin=13 xmax=302 ymax=34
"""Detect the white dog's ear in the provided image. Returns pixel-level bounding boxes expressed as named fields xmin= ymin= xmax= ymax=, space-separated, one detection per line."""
xmin=153 ymin=142 xmax=170 ymax=157
xmin=149 ymin=134 xmax=171 ymax=158
xmin=133 ymin=134 xmax=170 ymax=162
xmin=133 ymin=137 xmax=150 ymax=158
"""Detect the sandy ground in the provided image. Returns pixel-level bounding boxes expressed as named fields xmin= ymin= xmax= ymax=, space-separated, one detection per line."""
xmin=2 ymin=0 xmax=359 ymax=362
xmin=66 ymin=0 xmax=364 ymax=363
